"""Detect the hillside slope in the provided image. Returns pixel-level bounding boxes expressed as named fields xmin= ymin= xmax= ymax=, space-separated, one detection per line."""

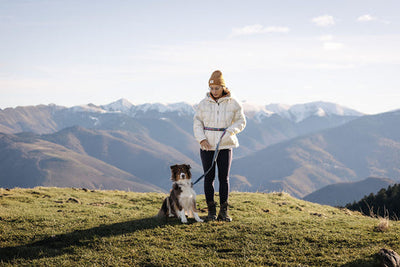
xmin=41 ymin=126 xmax=202 ymax=189
xmin=0 ymin=105 xmax=62 ymax=134
xmin=0 ymin=133 xmax=162 ymax=192
xmin=303 ymin=177 xmax=397 ymax=206
xmin=0 ymin=188 xmax=399 ymax=266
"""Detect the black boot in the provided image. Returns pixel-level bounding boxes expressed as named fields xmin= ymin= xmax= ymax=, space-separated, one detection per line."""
xmin=206 ymin=201 xmax=217 ymax=221
xmin=217 ymin=202 xmax=232 ymax=222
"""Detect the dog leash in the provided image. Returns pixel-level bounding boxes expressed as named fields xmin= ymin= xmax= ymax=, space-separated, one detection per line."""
xmin=192 ymin=128 xmax=227 ymax=186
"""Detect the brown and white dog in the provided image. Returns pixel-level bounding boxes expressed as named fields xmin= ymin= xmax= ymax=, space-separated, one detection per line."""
xmin=158 ymin=164 xmax=203 ymax=223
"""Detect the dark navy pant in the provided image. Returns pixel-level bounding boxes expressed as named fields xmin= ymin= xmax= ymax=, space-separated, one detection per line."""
xmin=200 ymin=148 xmax=232 ymax=204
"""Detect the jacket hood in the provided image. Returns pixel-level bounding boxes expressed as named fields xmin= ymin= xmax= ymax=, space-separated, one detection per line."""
xmin=206 ymin=92 xmax=232 ymax=103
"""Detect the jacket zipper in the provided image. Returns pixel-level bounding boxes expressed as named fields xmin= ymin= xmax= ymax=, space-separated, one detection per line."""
xmin=216 ymin=102 xmax=220 ymax=145
xmin=216 ymin=102 xmax=220 ymax=124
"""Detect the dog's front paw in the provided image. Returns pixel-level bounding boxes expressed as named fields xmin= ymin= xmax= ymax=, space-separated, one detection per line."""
xmin=177 ymin=210 xmax=188 ymax=223
xmin=193 ymin=212 xmax=203 ymax=222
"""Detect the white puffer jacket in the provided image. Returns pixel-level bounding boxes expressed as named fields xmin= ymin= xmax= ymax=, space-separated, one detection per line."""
xmin=193 ymin=93 xmax=246 ymax=150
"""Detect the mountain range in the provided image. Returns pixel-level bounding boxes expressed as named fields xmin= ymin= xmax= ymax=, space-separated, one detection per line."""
xmin=1 ymin=98 xmax=399 ymax=200
xmin=231 ymin=109 xmax=400 ymax=196
xmin=0 ymin=99 xmax=362 ymax=159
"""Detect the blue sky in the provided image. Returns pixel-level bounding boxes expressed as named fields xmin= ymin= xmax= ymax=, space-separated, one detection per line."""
xmin=1 ymin=0 xmax=399 ymax=114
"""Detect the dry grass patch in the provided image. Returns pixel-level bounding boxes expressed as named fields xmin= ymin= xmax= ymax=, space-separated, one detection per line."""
xmin=375 ymin=217 xmax=390 ymax=232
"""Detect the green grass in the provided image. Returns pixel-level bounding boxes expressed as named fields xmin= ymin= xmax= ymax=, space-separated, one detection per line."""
xmin=1 ymin=187 xmax=399 ymax=266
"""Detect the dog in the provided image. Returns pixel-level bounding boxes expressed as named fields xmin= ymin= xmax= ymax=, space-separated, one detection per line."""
xmin=158 ymin=164 xmax=203 ymax=223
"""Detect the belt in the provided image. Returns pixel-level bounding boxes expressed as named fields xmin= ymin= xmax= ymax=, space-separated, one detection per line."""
xmin=203 ymin=127 xmax=226 ymax=131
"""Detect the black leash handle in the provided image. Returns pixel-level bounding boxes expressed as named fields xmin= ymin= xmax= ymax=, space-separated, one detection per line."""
xmin=193 ymin=130 xmax=227 ymax=186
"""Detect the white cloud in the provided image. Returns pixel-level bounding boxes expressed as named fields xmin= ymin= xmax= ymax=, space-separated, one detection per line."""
xmin=231 ymin=24 xmax=290 ymax=37
xmin=323 ymin=42 xmax=344 ymax=51
xmin=357 ymin=14 xmax=377 ymax=22
xmin=357 ymin=14 xmax=390 ymax=24
xmin=312 ymin=15 xmax=335 ymax=27
xmin=317 ymin=35 xmax=343 ymax=51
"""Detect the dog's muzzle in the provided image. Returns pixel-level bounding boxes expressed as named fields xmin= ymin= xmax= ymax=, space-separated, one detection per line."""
xmin=180 ymin=173 xmax=186 ymax=179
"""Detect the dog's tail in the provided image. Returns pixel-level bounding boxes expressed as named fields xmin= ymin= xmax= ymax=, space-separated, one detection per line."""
xmin=156 ymin=197 xmax=169 ymax=218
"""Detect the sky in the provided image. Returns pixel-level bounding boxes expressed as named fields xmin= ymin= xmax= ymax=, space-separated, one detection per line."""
xmin=0 ymin=0 xmax=399 ymax=114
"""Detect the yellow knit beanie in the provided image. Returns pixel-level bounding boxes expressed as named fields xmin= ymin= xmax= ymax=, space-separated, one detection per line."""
xmin=209 ymin=70 xmax=226 ymax=87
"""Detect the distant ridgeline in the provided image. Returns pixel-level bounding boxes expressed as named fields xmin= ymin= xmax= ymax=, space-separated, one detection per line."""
xmin=346 ymin=183 xmax=400 ymax=219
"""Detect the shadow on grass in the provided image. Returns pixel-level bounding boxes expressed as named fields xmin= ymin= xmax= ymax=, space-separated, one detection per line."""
xmin=340 ymin=253 xmax=381 ymax=267
xmin=0 ymin=216 xmax=186 ymax=262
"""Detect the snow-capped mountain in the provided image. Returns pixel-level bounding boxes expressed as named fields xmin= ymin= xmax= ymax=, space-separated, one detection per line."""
xmin=287 ymin=101 xmax=363 ymax=123
xmin=73 ymin=99 xmax=363 ymax=123
xmin=243 ymin=101 xmax=363 ymax=123
xmin=219 ymin=100 xmax=364 ymax=123
xmin=97 ymin=99 xmax=195 ymax=117
xmin=70 ymin=103 xmax=108 ymax=114
xmin=102 ymin=98 xmax=134 ymax=113
xmin=101 ymin=98 xmax=193 ymax=115
xmin=131 ymin=102 xmax=194 ymax=116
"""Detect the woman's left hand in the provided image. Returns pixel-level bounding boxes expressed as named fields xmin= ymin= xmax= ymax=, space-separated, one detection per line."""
xmin=200 ymin=139 xmax=212 ymax=151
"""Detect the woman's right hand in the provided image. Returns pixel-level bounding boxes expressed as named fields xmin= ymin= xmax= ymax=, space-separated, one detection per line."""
xmin=200 ymin=140 xmax=212 ymax=151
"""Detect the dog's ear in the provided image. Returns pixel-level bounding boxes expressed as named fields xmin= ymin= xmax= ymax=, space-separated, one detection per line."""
xmin=185 ymin=164 xmax=192 ymax=177
xmin=185 ymin=165 xmax=191 ymax=174
xmin=170 ymin=164 xmax=177 ymax=170
xmin=170 ymin=165 xmax=177 ymax=181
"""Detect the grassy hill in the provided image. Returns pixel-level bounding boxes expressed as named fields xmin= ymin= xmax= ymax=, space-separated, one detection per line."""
xmin=1 ymin=187 xmax=399 ymax=266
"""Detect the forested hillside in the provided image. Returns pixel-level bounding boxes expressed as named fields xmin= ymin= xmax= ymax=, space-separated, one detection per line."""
xmin=346 ymin=184 xmax=400 ymax=219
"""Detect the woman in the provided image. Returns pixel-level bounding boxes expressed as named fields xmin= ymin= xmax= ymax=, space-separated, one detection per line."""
xmin=193 ymin=70 xmax=246 ymax=221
